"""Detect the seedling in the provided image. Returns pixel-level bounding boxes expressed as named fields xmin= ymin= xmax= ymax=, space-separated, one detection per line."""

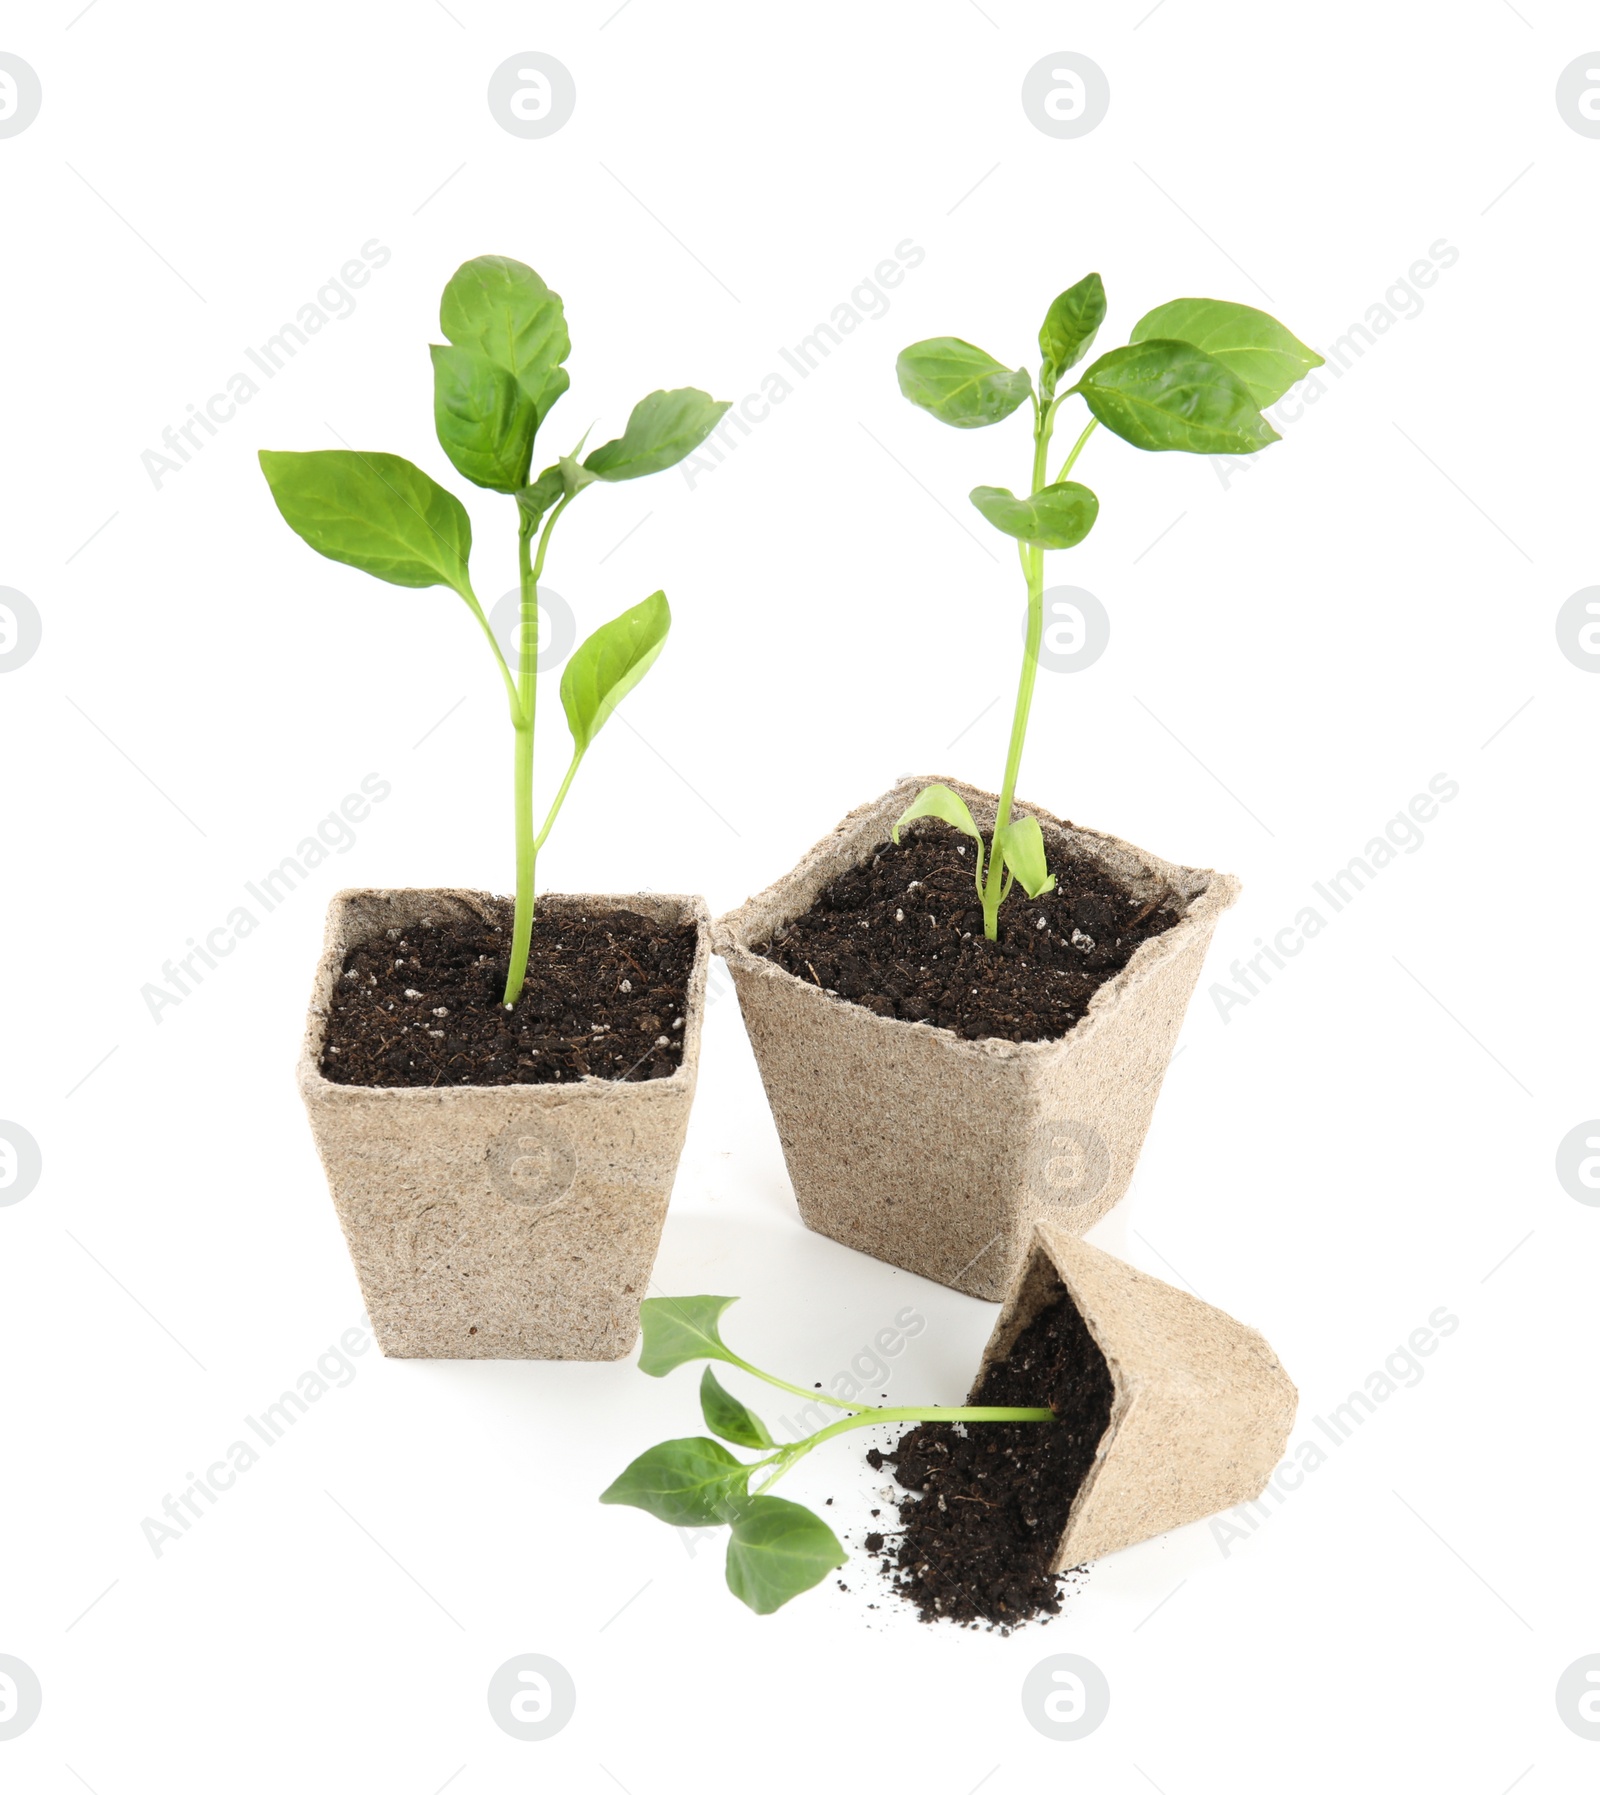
xmin=260 ymin=255 xmax=729 ymax=1004
xmin=600 ymin=1296 xmax=1052 ymax=1613
xmin=894 ymin=278 xmax=1321 ymax=938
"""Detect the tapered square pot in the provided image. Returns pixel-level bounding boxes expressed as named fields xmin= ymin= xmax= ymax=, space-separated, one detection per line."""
xmin=713 ymin=777 xmax=1238 ymax=1299
xmin=298 ymin=888 xmax=711 ymax=1360
xmin=978 ymin=1223 xmax=1297 ymax=1564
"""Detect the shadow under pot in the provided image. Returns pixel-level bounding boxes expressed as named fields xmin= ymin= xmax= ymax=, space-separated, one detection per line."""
xmin=876 ymin=1223 xmax=1297 ymax=1628
xmin=713 ymin=776 xmax=1238 ymax=1300
xmin=298 ymin=887 xmax=711 ymax=1360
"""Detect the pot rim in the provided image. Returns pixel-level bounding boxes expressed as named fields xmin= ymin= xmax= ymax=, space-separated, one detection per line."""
xmin=712 ymin=775 xmax=1239 ymax=1064
xmin=298 ymin=886 xmax=712 ymax=1104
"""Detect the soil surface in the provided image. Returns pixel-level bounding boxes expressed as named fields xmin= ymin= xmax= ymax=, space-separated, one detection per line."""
xmin=869 ymin=1282 xmax=1115 ymax=1629
xmin=756 ymin=820 xmax=1184 ymax=1043
xmin=320 ymin=898 xmax=697 ymax=1088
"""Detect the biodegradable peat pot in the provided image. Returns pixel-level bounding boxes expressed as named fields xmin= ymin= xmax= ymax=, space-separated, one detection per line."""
xmin=713 ymin=776 xmax=1239 ymax=1299
xmin=982 ymin=1222 xmax=1297 ymax=1564
xmin=298 ymin=888 xmax=711 ymax=1361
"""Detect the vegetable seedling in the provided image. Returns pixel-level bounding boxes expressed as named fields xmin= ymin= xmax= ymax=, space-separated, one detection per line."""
xmin=600 ymin=1295 xmax=1053 ymax=1613
xmin=259 ymin=255 xmax=729 ymax=1005
xmin=894 ymin=279 xmax=1322 ymax=939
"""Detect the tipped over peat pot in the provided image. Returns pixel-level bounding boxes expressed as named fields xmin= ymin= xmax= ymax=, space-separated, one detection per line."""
xmin=880 ymin=1224 xmax=1297 ymax=1627
xmin=299 ymin=888 xmax=711 ymax=1360
xmin=713 ymin=777 xmax=1239 ymax=1299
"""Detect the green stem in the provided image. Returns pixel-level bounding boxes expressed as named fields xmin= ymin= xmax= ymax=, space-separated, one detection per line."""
xmin=1054 ymin=415 xmax=1098 ymax=484
xmin=755 ymin=1402 xmax=1054 ymax=1493
xmin=980 ymin=401 xmax=1055 ymax=941
xmin=501 ymin=493 xmax=572 ymax=1008
xmin=457 ymin=583 xmax=523 ymax=724
xmin=533 ymin=748 xmax=584 ymax=856
xmin=725 ymin=1355 xmax=861 ymax=1413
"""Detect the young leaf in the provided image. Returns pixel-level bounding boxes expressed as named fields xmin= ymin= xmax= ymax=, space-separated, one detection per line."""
xmin=430 ymin=345 xmax=537 ymax=493
xmin=1039 ymin=273 xmax=1106 ymax=393
xmin=896 ymin=338 xmax=1032 ymax=428
xmin=1071 ymin=341 xmax=1280 ymax=456
xmin=584 ymin=388 xmax=730 ymax=481
xmin=700 ymin=1368 xmax=775 ymax=1450
xmin=724 ymin=1496 xmax=848 ymax=1614
xmin=892 ymin=782 xmax=984 ymax=849
xmin=970 ymin=481 xmax=1099 ymax=549
xmin=560 ymin=590 xmax=671 ymax=754
xmin=556 ymin=450 xmax=599 ymax=498
xmin=1129 ymin=298 xmax=1323 ymax=409
xmin=997 ymin=815 xmax=1056 ymax=899
xmin=516 ymin=464 xmax=566 ymax=533
xmin=637 ymin=1295 xmax=741 ymax=1376
xmin=599 ymin=1437 xmax=750 ymax=1527
xmin=258 ymin=449 xmax=472 ymax=594
xmin=439 ymin=254 xmax=570 ymax=425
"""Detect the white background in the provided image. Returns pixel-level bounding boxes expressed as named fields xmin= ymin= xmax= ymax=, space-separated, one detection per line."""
xmin=1 ymin=2 xmax=1595 ymax=1789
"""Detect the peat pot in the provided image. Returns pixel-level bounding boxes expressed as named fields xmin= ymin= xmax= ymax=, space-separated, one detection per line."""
xmin=713 ymin=777 xmax=1239 ymax=1299
xmin=978 ymin=1222 xmax=1297 ymax=1563
xmin=299 ymin=887 xmax=711 ymax=1360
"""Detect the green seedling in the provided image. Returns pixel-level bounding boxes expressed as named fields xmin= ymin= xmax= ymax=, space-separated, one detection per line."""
xmin=259 ymin=255 xmax=729 ymax=1005
xmin=601 ymin=1296 xmax=1053 ymax=1614
xmin=895 ymin=279 xmax=1321 ymax=939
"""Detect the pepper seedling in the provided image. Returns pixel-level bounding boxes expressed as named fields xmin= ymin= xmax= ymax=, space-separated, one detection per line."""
xmin=600 ymin=1295 xmax=1053 ymax=1613
xmin=259 ymin=254 xmax=729 ymax=1005
xmin=894 ymin=279 xmax=1322 ymax=939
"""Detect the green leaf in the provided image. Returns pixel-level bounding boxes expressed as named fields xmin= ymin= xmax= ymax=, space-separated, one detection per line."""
xmin=970 ymin=481 xmax=1099 ymax=549
xmin=516 ymin=464 xmax=566 ymax=533
xmin=1039 ymin=273 xmax=1106 ymax=393
xmin=1072 ymin=341 xmax=1280 ymax=456
xmin=430 ymin=345 xmax=537 ymax=493
xmin=584 ymin=388 xmax=730 ymax=481
xmin=724 ymin=1496 xmax=847 ymax=1614
xmin=892 ymin=782 xmax=983 ymax=849
xmin=1129 ymin=297 xmax=1323 ymax=409
xmin=896 ymin=337 xmax=1032 ymax=428
xmin=599 ymin=1437 xmax=750 ymax=1527
xmin=637 ymin=1295 xmax=741 ymax=1377
xmin=998 ymin=815 xmax=1056 ymax=899
xmin=700 ymin=1368 xmax=774 ymax=1450
xmin=560 ymin=590 xmax=671 ymax=754
xmin=439 ymin=254 xmax=570 ymax=425
xmin=258 ymin=449 xmax=472 ymax=594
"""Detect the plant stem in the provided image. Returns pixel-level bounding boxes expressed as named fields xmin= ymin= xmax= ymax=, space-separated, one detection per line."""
xmin=1054 ymin=415 xmax=1098 ymax=484
xmin=502 ymin=493 xmax=571 ymax=1007
xmin=725 ymin=1355 xmax=862 ymax=1413
xmin=980 ymin=399 xmax=1056 ymax=940
xmin=811 ymin=1403 xmax=1055 ymax=1442
xmin=755 ymin=1402 xmax=1054 ymax=1493
xmin=533 ymin=749 xmax=583 ymax=856
xmin=459 ymin=584 xmax=523 ymax=723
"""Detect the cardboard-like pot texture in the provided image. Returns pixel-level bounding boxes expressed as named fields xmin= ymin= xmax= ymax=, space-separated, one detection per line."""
xmin=981 ymin=1224 xmax=1297 ymax=1564
xmin=299 ymin=888 xmax=710 ymax=1361
xmin=713 ymin=777 xmax=1238 ymax=1299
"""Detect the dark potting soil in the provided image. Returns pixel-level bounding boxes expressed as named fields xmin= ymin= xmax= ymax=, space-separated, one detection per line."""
xmin=868 ymin=1283 xmax=1114 ymax=1629
xmin=756 ymin=820 xmax=1184 ymax=1044
xmin=319 ymin=898 xmax=697 ymax=1088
